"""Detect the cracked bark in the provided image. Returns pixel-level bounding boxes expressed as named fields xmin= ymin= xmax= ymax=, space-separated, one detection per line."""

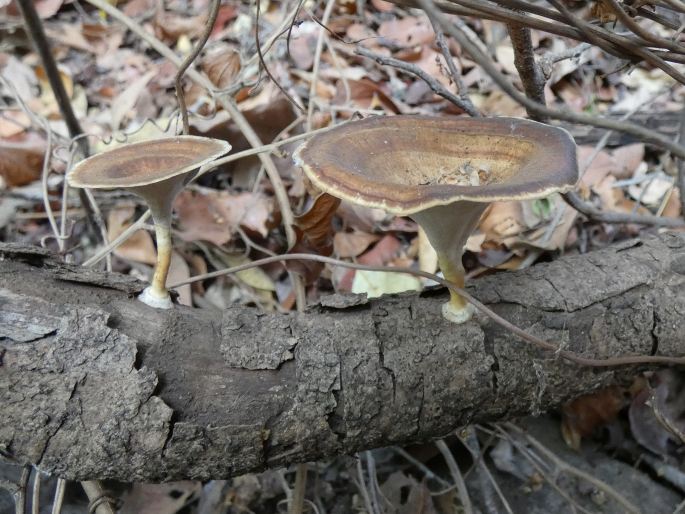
xmin=1 ymin=233 xmax=685 ymax=482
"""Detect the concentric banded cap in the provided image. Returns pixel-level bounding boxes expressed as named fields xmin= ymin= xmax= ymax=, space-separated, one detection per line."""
xmin=68 ymin=136 xmax=231 ymax=189
xmin=294 ymin=115 xmax=578 ymax=215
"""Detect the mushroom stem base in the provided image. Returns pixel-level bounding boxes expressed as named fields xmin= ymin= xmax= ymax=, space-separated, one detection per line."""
xmin=442 ymin=301 xmax=475 ymax=324
xmin=438 ymin=253 xmax=473 ymax=324
xmin=138 ymin=286 xmax=173 ymax=309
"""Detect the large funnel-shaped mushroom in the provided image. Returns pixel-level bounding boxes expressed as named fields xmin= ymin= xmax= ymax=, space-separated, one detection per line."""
xmin=68 ymin=136 xmax=231 ymax=309
xmin=294 ymin=115 xmax=578 ymax=323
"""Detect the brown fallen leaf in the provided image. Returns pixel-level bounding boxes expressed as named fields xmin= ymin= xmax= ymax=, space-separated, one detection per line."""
xmin=337 ymin=234 xmax=402 ymax=291
xmin=5 ymin=0 xmax=62 ymax=18
xmin=167 ymin=251 xmax=192 ymax=306
xmin=0 ymin=110 xmax=31 ymax=138
xmin=561 ymin=386 xmax=626 ymax=450
xmin=377 ymin=16 xmax=434 ymax=47
xmin=107 ymin=204 xmax=156 ymax=265
xmin=333 ymin=79 xmax=400 ymax=114
xmin=119 ymin=482 xmax=200 ymax=514
xmin=154 ymin=8 xmax=207 ymax=42
xmin=174 ymin=188 xmax=272 ymax=246
xmin=202 ymin=43 xmax=241 ymax=89
xmin=288 ymin=193 xmax=341 ymax=284
xmin=333 ymin=231 xmax=380 ymax=258
xmin=0 ymin=133 xmax=46 ymax=187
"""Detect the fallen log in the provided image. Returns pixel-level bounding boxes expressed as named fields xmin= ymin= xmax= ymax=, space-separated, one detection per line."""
xmin=1 ymin=233 xmax=684 ymax=481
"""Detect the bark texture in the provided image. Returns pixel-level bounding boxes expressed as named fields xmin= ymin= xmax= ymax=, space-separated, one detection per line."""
xmin=1 ymin=234 xmax=685 ymax=482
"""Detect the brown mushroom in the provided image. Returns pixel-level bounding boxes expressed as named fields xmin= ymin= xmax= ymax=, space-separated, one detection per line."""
xmin=294 ymin=115 xmax=578 ymax=323
xmin=68 ymin=136 xmax=231 ymax=308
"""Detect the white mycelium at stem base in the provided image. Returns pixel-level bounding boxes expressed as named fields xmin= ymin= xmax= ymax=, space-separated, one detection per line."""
xmin=411 ymin=201 xmax=487 ymax=323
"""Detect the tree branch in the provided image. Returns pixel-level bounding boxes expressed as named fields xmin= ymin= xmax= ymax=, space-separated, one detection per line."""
xmin=1 ymin=233 xmax=684 ymax=481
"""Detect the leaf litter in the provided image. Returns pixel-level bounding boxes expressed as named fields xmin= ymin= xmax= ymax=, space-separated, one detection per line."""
xmin=0 ymin=0 xmax=684 ymax=511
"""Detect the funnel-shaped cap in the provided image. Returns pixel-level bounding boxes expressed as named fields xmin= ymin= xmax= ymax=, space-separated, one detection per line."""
xmin=68 ymin=136 xmax=231 ymax=189
xmin=294 ymin=115 xmax=579 ymax=215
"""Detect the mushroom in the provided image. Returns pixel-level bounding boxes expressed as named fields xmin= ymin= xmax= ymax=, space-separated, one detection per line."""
xmin=68 ymin=136 xmax=231 ymax=309
xmin=294 ymin=115 xmax=578 ymax=323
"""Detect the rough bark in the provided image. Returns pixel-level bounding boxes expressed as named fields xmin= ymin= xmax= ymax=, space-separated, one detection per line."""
xmin=1 ymin=234 xmax=684 ymax=482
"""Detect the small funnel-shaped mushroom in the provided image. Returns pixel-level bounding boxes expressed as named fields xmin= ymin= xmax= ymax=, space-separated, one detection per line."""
xmin=294 ymin=115 xmax=578 ymax=323
xmin=68 ymin=136 xmax=231 ymax=309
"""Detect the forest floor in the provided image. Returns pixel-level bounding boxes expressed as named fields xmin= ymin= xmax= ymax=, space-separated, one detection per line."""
xmin=1 ymin=0 xmax=685 ymax=512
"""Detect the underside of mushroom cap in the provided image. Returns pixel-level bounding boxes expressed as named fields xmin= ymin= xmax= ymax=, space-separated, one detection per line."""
xmin=294 ymin=115 xmax=579 ymax=216
xmin=67 ymin=136 xmax=231 ymax=189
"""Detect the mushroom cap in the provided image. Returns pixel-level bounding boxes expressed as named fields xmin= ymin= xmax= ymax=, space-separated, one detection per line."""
xmin=294 ymin=115 xmax=579 ymax=215
xmin=67 ymin=136 xmax=231 ymax=189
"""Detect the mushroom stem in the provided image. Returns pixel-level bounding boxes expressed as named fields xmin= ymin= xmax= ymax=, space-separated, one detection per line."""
xmin=437 ymin=252 xmax=470 ymax=309
xmin=132 ymin=177 xmax=186 ymax=309
xmin=411 ymin=201 xmax=486 ymax=323
xmin=149 ymin=220 xmax=173 ymax=299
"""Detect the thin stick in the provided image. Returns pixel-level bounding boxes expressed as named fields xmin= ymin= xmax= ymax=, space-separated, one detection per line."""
xmin=198 ymin=123 xmax=335 ymax=175
xmin=49 ymin=479 xmax=66 ymax=514
xmin=458 ymin=428 xmax=513 ymax=514
xmin=175 ymin=0 xmax=220 ymax=134
xmin=436 ymin=439 xmax=473 ymax=514
xmin=30 ymin=471 xmax=40 ymax=514
xmin=255 ymin=0 xmax=305 ymax=112
xmin=678 ymin=106 xmax=685 ymax=220
xmin=355 ymin=456 xmax=376 ymax=514
xmin=307 ymin=0 xmax=336 ymax=130
xmin=83 ymin=209 xmax=151 ymax=267
xmin=506 ymin=23 xmax=546 ymax=121
xmin=168 ymin=252 xmax=685 ymax=368
xmin=81 ymin=481 xmax=116 ymax=514
xmin=433 ymin=25 xmax=480 ymax=116
xmin=14 ymin=467 xmax=29 ymax=514
xmin=502 ymin=14 xmax=683 ymax=228
xmin=563 ymin=190 xmax=685 ymax=227
xmin=356 ymin=47 xmax=480 ymax=116
xmin=291 ymin=464 xmax=308 ymax=514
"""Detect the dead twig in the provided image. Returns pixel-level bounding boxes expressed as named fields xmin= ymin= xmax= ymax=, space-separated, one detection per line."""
xmin=678 ymin=106 xmax=685 ymax=220
xmin=435 ymin=439 xmax=473 ymax=514
xmin=356 ymin=47 xmax=480 ymax=116
xmin=506 ymin=22 xmax=546 ymax=121
xmin=255 ymin=0 xmax=305 ymax=112
xmin=432 ymin=24 xmax=480 ymax=116
xmin=175 ymin=0 xmax=220 ymax=135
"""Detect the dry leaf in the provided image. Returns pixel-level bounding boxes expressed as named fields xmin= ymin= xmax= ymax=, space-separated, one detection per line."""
xmin=371 ymin=0 xmax=395 ymax=12
xmin=110 ymin=70 xmax=156 ymax=129
xmin=377 ymin=16 xmax=434 ymax=47
xmin=288 ymin=193 xmax=341 ymax=283
xmin=333 ymin=231 xmax=380 ymax=258
xmin=0 ymin=133 xmax=46 ymax=187
xmin=5 ymin=0 xmax=62 ymax=18
xmin=337 ymin=234 xmax=402 ymax=291
xmin=107 ymin=205 xmax=156 ymax=265
xmin=333 ymin=79 xmax=400 ymax=113
xmin=175 ymin=189 xmax=272 ymax=246
xmin=119 ymin=482 xmax=200 ymax=514
xmin=561 ymin=386 xmax=626 ymax=450
xmin=202 ymin=44 xmax=241 ymax=89
xmin=417 ymin=226 xmax=438 ymax=273
xmin=168 ymin=252 xmax=192 ymax=306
